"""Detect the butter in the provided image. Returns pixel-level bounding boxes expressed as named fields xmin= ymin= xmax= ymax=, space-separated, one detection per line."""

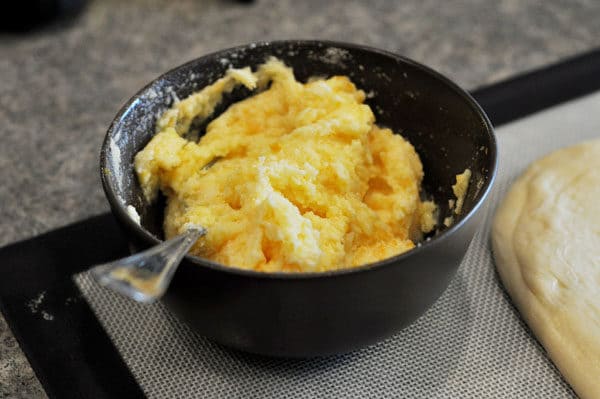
xmin=135 ymin=58 xmax=437 ymax=272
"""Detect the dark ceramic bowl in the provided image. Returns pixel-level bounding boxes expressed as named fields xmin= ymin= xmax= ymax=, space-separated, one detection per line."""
xmin=100 ymin=40 xmax=496 ymax=357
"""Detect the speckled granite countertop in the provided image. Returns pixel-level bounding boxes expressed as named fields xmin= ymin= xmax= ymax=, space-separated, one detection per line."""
xmin=1 ymin=0 xmax=599 ymax=397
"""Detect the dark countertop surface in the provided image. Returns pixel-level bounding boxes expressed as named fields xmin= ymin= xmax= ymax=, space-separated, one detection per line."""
xmin=1 ymin=0 xmax=599 ymax=397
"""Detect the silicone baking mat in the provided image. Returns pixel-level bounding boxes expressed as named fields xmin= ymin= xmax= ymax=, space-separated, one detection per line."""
xmin=1 ymin=49 xmax=600 ymax=398
xmin=73 ymin=90 xmax=600 ymax=398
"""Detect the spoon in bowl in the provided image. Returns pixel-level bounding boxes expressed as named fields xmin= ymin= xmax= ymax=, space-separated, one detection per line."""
xmin=90 ymin=225 xmax=206 ymax=303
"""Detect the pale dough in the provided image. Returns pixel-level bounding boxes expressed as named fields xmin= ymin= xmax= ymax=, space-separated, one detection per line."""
xmin=492 ymin=139 xmax=600 ymax=399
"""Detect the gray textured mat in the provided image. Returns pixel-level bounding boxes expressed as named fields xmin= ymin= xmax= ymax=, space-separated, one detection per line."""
xmin=75 ymin=91 xmax=600 ymax=398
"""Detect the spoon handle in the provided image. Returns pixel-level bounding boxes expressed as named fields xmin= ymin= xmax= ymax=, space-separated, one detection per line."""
xmin=91 ymin=227 xmax=206 ymax=303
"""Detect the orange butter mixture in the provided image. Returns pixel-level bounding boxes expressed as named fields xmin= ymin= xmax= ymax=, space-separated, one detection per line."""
xmin=135 ymin=58 xmax=437 ymax=272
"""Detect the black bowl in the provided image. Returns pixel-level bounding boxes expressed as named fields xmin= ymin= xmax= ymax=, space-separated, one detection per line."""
xmin=100 ymin=40 xmax=496 ymax=357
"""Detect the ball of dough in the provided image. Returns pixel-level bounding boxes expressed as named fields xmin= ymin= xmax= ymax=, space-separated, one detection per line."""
xmin=492 ymin=139 xmax=600 ymax=399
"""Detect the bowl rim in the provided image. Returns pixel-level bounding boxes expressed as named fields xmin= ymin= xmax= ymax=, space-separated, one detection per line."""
xmin=100 ymin=39 xmax=498 ymax=281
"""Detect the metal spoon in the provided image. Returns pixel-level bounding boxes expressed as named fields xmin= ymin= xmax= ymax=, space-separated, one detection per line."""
xmin=90 ymin=226 xmax=207 ymax=303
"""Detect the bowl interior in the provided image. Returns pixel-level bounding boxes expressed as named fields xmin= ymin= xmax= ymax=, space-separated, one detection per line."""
xmin=102 ymin=40 xmax=495 ymax=247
